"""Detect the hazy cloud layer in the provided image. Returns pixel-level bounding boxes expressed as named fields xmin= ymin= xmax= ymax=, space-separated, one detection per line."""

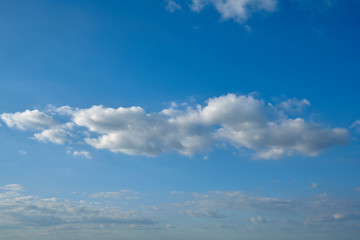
xmin=0 ymin=184 xmax=154 ymax=231
xmin=0 ymin=93 xmax=349 ymax=159
xmin=1 ymin=184 xmax=359 ymax=238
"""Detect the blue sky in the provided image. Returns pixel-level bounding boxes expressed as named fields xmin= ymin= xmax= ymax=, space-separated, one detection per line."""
xmin=0 ymin=0 xmax=360 ymax=239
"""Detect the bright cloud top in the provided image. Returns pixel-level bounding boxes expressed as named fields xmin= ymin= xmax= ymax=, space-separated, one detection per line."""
xmin=0 ymin=93 xmax=349 ymax=159
xmin=190 ymin=0 xmax=277 ymax=23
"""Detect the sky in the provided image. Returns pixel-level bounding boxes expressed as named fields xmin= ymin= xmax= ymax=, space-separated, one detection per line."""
xmin=0 ymin=0 xmax=360 ymax=239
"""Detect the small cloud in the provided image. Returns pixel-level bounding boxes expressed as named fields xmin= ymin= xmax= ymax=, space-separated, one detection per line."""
xmin=170 ymin=191 xmax=185 ymax=195
xmin=73 ymin=150 xmax=92 ymax=159
xmin=166 ymin=224 xmax=175 ymax=229
xmin=244 ymin=25 xmax=252 ymax=32
xmin=18 ymin=150 xmax=27 ymax=155
xmin=203 ymin=155 xmax=208 ymax=160
xmin=309 ymin=181 xmax=318 ymax=189
xmin=193 ymin=25 xmax=201 ymax=30
xmin=333 ymin=213 xmax=345 ymax=220
xmin=250 ymin=216 xmax=267 ymax=224
xmin=271 ymin=179 xmax=280 ymax=183
xmin=319 ymin=193 xmax=327 ymax=198
xmin=355 ymin=187 xmax=360 ymax=192
xmin=165 ymin=0 xmax=181 ymax=12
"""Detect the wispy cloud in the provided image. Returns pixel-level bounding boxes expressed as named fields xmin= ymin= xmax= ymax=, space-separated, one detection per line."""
xmin=190 ymin=0 xmax=277 ymax=24
xmin=165 ymin=0 xmax=182 ymax=12
xmin=350 ymin=120 xmax=360 ymax=132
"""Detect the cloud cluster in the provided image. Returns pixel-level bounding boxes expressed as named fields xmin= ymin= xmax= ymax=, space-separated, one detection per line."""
xmin=190 ymin=0 xmax=277 ymax=23
xmin=0 ymin=93 xmax=349 ymax=159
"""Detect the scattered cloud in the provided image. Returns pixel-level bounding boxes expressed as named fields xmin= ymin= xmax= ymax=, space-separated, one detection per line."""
xmin=0 ymin=93 xmax=349 ymax=159
xmin=73 ymin=150 xmax=93 ymax=159
xmin=165 ymin=0 xmax=182 ymax=12
xmin=190 ymin=0 xmax=277 ymax=24
xmin=355 ymin=187 xmax=360 ymax=192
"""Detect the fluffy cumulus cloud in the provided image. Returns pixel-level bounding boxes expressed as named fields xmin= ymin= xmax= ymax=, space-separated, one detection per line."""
xmin=190 ymin=0 xmax=277 ymax=23
xmin=0 ymin=93 xmax=349 ymax=159
xmin=0 ymin=110 xmax=58 ymax=130
xmin=33 ymin=123 xmax=74 ymax=144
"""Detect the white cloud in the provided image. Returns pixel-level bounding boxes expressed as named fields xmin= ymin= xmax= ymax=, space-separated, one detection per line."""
xmin=1 ymin=93 xmax=349 ymax=159
xmin=1 ymin=109 xmax=58 ymax=130
xmin=33 ymin=123 xmax=74 ymax=145
xmin=190 ymin=0 xmax=277 ymax=24
xmin=165 ymin=0 xmax=182 ymax=12
xmin=73 ymin=150 xmax=93 ymax=159
xmin=73 ymin=105 xmax=213 ymax=156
